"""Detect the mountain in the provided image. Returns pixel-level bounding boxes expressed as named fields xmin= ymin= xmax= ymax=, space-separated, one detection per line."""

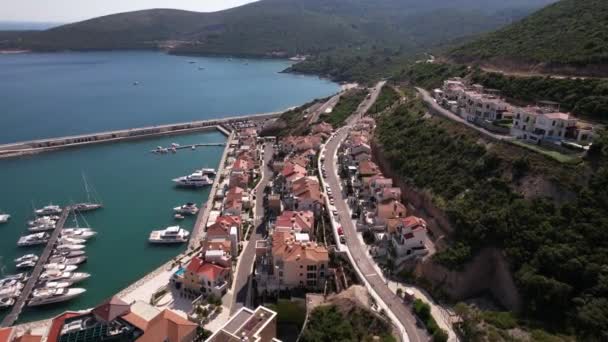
xmin=0 ymin=0 xmax=556 ymax=58
xmin=448 ymin=0 xmax=608 ymax=76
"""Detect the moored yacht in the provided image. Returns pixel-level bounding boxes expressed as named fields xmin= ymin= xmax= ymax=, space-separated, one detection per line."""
xmin=28 ymin=287 xmax=86 ymax=306
xmin=173 ymin=203 xmax=199 ymax=215
xmin=55 ymin=244 xmax=86 ymax=251
xmin=0 ymin=279 xmax=24 ymax=290
xmin=44 ymin=263 xmax=78 ymax=272
xmin=37 ymin=281 xmax=72 ymax=290
xmin=0 ymin=285 xmax=23 ymax=299
xmin=16 ymin=260 xmax=36 ymax=269
xmin=28 ymin=222 xmax=57 ymax=232
xmin=48 ymin=256 xmax=87 ymax=265
xmin=0 ymin=273 xmax=28 ymax=283
xmin=28 ymin=216 xmax=58 ymax=227
xmin=40 ymin=270 xmax=90 ymax=284
xmin=51 ymin=250 xmax=85 ymax=258
xmin=172 ymin=171 xmax=213 ymax=188
xmin=149 ymin=226 xmax=189 ymax=244
xmin=18 ymin=232 xmax=50 ymax=246
xmin=73 ymin=202 xmax=102 ymax=212
xmin=35 ymin=204 xmax=62 ymax=216
xmin=58 ymin=237 xmax=87 ymax=245
xmin=61 ymin=228 xmax=96 ymax=239
xmin=14 ymin=254 xmax=38 ymax=263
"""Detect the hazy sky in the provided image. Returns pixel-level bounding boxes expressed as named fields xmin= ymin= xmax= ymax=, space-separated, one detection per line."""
xmin=0 ymin=0 xmax=258 ymax=23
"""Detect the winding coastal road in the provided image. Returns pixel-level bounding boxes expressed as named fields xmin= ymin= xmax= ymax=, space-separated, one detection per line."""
xmin=230 ymin=142 xmax=274 ymax=314
xmin=322 ymin=81 xmax=429 ymax=342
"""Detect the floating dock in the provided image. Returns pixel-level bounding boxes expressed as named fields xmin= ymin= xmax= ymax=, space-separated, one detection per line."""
xmin=1 ymin=208 xmax=71 ymax=328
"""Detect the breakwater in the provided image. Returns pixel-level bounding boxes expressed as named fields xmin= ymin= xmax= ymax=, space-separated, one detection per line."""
xmin=0 ymin=112 xmax=280 ymax=159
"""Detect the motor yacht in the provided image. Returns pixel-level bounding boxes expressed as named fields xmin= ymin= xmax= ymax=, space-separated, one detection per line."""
xmin=55 ymin=244 xmax=86 ymax=251
xmin=173 ymin=203 xmax=199 ymax=215
xmin=35 ymin=204 xmax=62 ymax=216
xmin=0 ymin=279 xmax=24 ymax=290
xmin=18 ymin=232 xmax=50 ymax=246
xmin=199 ymin=168 xmax=216 ymax=176
xmin=44 ymin=263 xmax=78 ymax=272
xmin=61 ymin=228 xmax=96 ymax=239
xmin=40 ymin=270 xmax=90 ymax=284
xmin=51 ymin=250 xmax=85 ymax=258
xmin=28 ymin=222 xmax=57 ymax=232
xmin=27 ymin=216 xmax=58 ymax=227
xmin=48 ymin=256 xmax=87 ymax=265
xmin=0 ymin=273 xmax=27 ymax=283
xmin=0 ymin=285 xmax=22 ymax=299
xmin=172 ymin=171 xmax=213 ymax=188
xmin=73 ymin=203 xmax=102 ymax=212
xmin=28 ymin=287 xmax=86 ymax=306
xmin=16 ymin=260 xmax=36 ymax=269
xmin=59 ymin=237 xmax=87 ymax=245
xmin=149 ymin=226 xmax=189 ymax=244
xmin=14 ymin=254 xmax=38 ymax=263
xmin=37 ymin=281 xmax=72 ymax=290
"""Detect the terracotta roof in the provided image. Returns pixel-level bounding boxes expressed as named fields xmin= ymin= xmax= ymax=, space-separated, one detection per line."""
xmin=281 ymin=162 xmax=307 ymax=179
xmin=232 ymin=158 xmax=249 ymax=171
xmin=207 ymin=215 xmax=241 ymax=237
xmin=202 ymin=238 xmax=232 ymax=253
xmin=275 ymin=211 xmax=314 ymax=233
xmin=544 ymin=112 xmax=571 ymax=120
xmin=92 ymin=296 xmax=130 ymax=323
xmin=272 ymin=231 xmax=329 ymax=263
xmin=358 ymin=160 xmax=380 ymax=176
xmin=186 ymin=257 xmax=230 ymax=281
xmin=291 ymin=177 xmax=322 ymax=203
xmin=13 ymin=334 xmax=42 ymax=342
xmin=377 ymin=199 xmax=407 ymax=220
xmin=0 ymin=328 xmax=13 ymax=342
xmin=122 ymin=312 xmax=149 ymax=331
xmin=136 ymin=309 xmax=197 ymax=342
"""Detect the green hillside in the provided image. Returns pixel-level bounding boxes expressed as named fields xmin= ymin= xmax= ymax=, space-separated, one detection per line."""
xmin=449 ymin=0 xmax=608 ymax=76
xmin=0 ymin=0 xmax=554 ymax=64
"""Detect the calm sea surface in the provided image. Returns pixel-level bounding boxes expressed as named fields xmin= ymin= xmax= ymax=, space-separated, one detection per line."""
xmin=0 ymin=51 xmax=338 ymax=144
xmin=0 ymin=52 xmax=338 ymax=323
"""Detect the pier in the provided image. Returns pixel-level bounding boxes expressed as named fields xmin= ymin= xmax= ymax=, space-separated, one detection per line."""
xmin=1 ymin=208 xmax=71 ymax=328
xmin=0 ymin=111 xmax=282 ymax=159
xmin=149 ymin=142 xmax=226 ymax=153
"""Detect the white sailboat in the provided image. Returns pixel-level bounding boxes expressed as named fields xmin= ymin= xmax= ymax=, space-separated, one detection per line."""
xmin=0 ymin=211 xmax=10 ymax=224
xmin=73 ymin=173 xmax=103 ymax=212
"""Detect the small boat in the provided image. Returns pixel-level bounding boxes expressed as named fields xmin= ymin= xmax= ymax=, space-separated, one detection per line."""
xmin=174 ymin=214 xmax=185 ymax=220
xmin=73 ymin=203 xmax=102 ymax=212
xmin=16 ymin=260 xmax=36 ymax=269
xmin=59 ymin=237 xmax=87 ymax=245
xmin=188 ymin=61 xmax=196 ymax=64
xmin=149 ymin=226 xmax=189 ymax=244
xmin=171 ymin=143 xmax=180 ymax=148
xmin=14 ymin=254 xmax=38 ymax=263
xmin=172 ymin=171 xmax=213 ymax=188
xmin=170 ymin=147 xmax=177 ymax=153
xmin=133 ymin=81 xmax=139 ymax=86
xmin=35 ymin=204 xmax=62 ymax=216
xmin=61 ymin=229 xmax=96 ymax=239
xmin=0 ymin=297 xmax=15 ymax=308
xmin=191 ymin=146 xmax=196 ymax=150
xmin=198 ymin=67 xmax=205 ymax=70
xmin=55 ymin=244 xmax=86 ymax=251
xmin=0 ymin=213 xmax=10 ymax=224
xmin=18 ymin=232 xmax=50 ymax=247
xmin=44 ymin=263 xmax=78 ymax=272
xmin=28 ymin=287 xmax=86 ymax=306
xmin=28 ymin=216 xmax=58 ymax=227
xmin=51 ymin=250 xmax=86 ymax=258
xmin=40 ymin=270 xmax=90 ymax=284
xmin=173 ymin=203 xmax=199 ymax=215
xmin=48 ymin=256 xmax=87 ymax=265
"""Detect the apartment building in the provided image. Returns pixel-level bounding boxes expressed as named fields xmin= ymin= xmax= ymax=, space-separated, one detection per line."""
xmin=206 ymin=306 xmax=280 ymax=342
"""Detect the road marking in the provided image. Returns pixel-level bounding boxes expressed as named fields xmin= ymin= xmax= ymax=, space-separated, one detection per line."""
xmin=365 ymin=273 xmax=378 ymax=277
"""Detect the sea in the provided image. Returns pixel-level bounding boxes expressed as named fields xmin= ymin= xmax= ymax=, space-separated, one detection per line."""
xmin=0 ymin=51 xmax=338 ymax=323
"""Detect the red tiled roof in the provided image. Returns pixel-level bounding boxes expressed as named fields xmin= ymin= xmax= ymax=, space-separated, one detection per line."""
xmin=186 ymin=257 xmax=230 ymax=281
xmin=0 ymin=328 xmax=13 ymax=342
xmin=92 ymin=296 xmax=130 ymax=323
xmin=47 ymin=312 xmax=84 ymax=342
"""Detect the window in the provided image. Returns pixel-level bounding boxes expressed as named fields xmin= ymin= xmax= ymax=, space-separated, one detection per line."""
xmin=552 ymin=121 xmax=556 ymax=126
xmin=307 ymin=273 xmax=316 ymax=279
xmin=307 ymin=265 xmax=317 ymax=271
xmin=307 ymin=280 xmax=316 ymax=287
xmin=300 ymin=265 xmax=303 ymax=269
xmin=300 ymin=273 xmax=303 ymax=277
xmin=320 ymin=272 xmax=325 ymax=278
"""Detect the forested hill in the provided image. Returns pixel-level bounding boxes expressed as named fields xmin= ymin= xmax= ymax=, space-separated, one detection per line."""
xmin=1 ymin=0 xmax=555 ymax=58
xmin=448 ymin=0 xmax=608 ymax=76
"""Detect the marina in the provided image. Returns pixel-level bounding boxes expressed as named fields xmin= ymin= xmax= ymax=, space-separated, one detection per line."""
xmin=0 ymin=130 xmax=226 ymax=324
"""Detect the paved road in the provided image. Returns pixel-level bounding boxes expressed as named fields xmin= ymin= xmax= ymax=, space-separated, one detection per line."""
xmin=309 ymin=93 xmax=341 ymax=125
xmin=230 ymin=142 xmax=274 ymax=314
xmin=416 ymin=87 xmax=512 ymax=141
xmin=323 ymin=81 xmax=429 ymax=342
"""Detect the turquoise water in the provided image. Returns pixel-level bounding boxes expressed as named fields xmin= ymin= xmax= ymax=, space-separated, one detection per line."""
xmin=0 ymin=51 xmax=339 ymax=144
xmin=0 ymin=130 xmax=225 ymax=323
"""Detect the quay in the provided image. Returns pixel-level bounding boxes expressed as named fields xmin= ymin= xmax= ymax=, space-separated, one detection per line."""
xmin=1 ymin=208 xmax=71 ymax=328
xmin=0 ymin=111 xmax=281 ymax=159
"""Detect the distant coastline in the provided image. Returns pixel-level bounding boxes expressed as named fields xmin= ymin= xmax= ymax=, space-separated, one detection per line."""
xmin=0 ymin=49 xmax=30 ymax=54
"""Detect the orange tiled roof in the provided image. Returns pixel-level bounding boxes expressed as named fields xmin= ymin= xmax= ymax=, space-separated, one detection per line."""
xmin=272 ymin=231 xmax=329 ymax=263
xmin=291 ymin=177 xmax=322 ymax=202
xmin=186 ymin=257 xmax=230 ymax=281
xmin=0 ymin=328 xmax=13 ymax=342
xmin=275 ymin=211 xmax=314 ymax=233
